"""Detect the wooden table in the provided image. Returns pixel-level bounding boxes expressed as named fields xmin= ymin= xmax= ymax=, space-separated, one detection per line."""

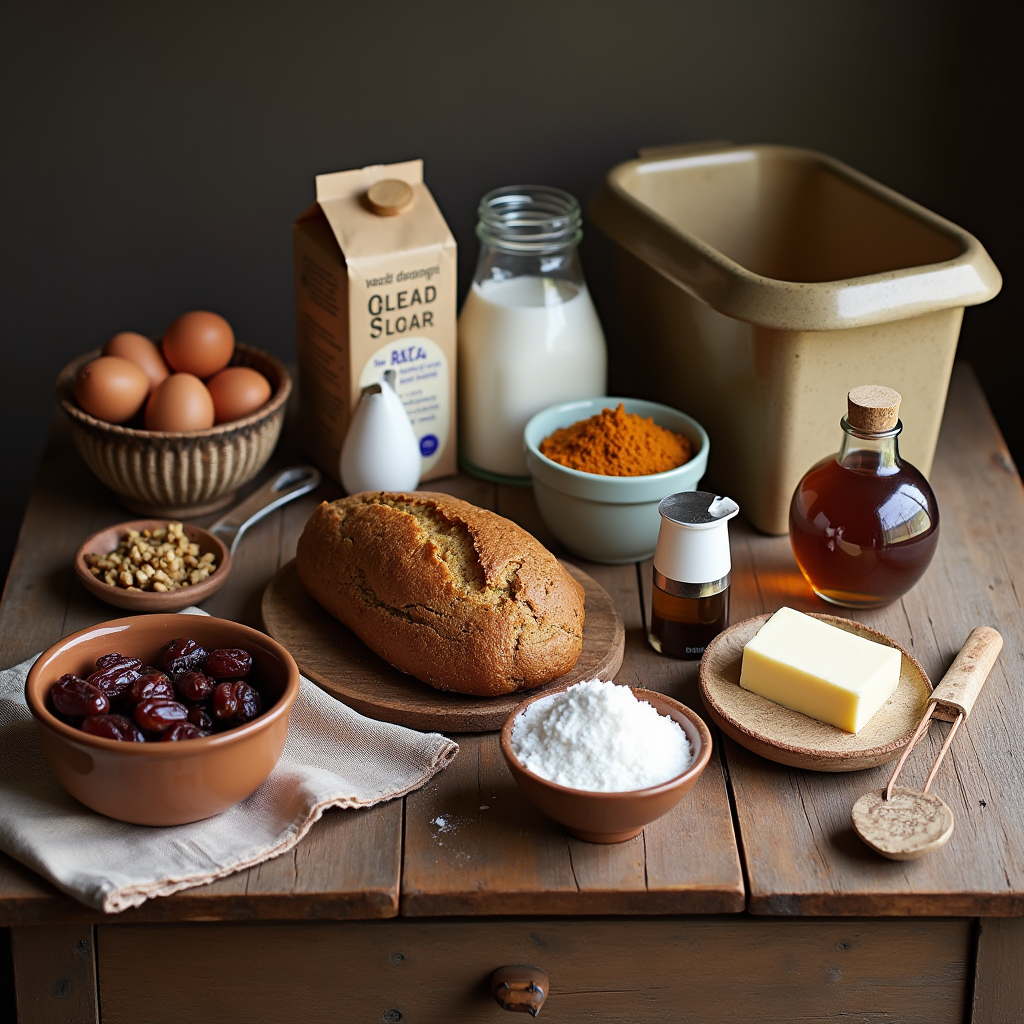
xmin=2 ymin=364 xmax=1021 ymax=1023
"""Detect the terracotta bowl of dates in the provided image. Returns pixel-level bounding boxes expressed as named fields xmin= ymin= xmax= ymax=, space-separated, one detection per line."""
xmin=499 ymin=687 xmax=713 ymax=843
xmin=24 ymin=613 xmax=300 ymax=826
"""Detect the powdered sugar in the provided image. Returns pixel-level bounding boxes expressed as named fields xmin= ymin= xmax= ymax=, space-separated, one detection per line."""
xmin=510 ymin=679 xmax=692 ymax=792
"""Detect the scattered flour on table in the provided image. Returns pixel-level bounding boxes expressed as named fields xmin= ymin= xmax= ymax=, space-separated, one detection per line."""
xmin=429 ymin=814 xmax=459 ymax=847
xmin=510 ymin=679 xmax=692 ymax=791
xmin=428 ymin=813 xmax=475 ymax=858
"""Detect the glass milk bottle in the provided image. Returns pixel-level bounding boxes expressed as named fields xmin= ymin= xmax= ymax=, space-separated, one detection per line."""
xmin=458 ymin=185 xmax=607 ymax=483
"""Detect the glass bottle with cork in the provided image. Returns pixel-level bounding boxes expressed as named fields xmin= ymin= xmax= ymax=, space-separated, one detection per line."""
xmin=649 ymin=491 xmax=739 ymax=659
xmin=789 ymin=384 xmax=940 ymax=608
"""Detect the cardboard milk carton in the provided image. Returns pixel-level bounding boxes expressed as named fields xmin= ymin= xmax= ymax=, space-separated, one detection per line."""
xmin=293 ymin=160 xmax=457 ymax=484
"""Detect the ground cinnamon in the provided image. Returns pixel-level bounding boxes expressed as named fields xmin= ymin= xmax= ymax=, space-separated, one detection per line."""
xmin=540 ymin=404 xmax=692 ymax=476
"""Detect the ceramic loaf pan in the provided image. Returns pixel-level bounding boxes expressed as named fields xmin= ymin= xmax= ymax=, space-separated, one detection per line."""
xmin=589 ymin=142 xmax=1002 ymax=533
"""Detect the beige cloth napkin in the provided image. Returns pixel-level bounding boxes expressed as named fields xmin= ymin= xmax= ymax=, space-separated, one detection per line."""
xmin=0 ymin=610 xmax=458 ymax=913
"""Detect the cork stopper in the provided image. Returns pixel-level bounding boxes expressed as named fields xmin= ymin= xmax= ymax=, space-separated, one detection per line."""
xmin=366 ymin=179 xmax=414 ymax=217
xmin=847 ymin=385 xmax=902 ymax=432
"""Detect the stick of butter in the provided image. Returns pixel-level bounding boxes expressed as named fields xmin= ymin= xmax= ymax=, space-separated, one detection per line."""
xmin=739 ymin=607 xmax=902 ymax=733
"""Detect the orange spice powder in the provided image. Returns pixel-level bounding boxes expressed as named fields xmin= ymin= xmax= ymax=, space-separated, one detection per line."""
xmin=539 ymin=404 xmax=692 ymax=476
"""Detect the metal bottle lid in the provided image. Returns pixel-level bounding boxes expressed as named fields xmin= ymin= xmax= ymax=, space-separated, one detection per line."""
xmin=658 ymin=491 xmax=739 ymax=528
xmin=654 ymin=491 xmax=739 ymax=591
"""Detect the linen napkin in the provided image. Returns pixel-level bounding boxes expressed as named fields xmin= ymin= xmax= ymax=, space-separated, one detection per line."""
xmin=0 ymin=610 xmax=458 ymax=913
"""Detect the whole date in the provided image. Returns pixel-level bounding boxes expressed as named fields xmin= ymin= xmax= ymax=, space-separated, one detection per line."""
xmin=125 ymin=670 xmax=176 ymax=706
xmin=86 ymin=654 xmax=142 ymax=699
xmin=212 ymin=681 xmax=262 ymax=725
xmin=52 ymin=674 xmax=109 ymax=717
xmin=162 ymin=637 xmax=208 ymax=678
xmin=82 ymin=714 xmax=144 ymax=742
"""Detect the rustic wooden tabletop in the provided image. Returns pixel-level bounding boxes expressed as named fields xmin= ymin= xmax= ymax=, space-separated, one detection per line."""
xmin=1 ymin=362 xmax=1022 ymax=925
xmin=1 ymin=363 xmax=1022 ymax=1023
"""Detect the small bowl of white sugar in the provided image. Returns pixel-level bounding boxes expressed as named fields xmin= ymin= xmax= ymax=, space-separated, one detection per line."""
xmin=500 ymin=679 xmax=713 ymax=843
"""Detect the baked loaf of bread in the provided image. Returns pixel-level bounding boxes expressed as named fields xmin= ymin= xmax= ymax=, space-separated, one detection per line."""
xmin=296 ymin=492 xmax=585 ymax=696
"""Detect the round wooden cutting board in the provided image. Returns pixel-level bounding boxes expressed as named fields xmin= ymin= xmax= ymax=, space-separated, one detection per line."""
xmin=261 ymin=559 xmax=625 ymax=733
xmin=699 ymin=613 xmax=932 ymax=772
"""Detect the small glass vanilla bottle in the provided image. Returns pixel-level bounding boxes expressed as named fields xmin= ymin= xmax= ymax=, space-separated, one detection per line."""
xmin=649 ymin=492 xmax=739 ymax=660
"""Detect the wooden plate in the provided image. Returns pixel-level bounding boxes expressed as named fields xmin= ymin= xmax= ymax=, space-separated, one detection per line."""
xmin=261 ymin=559 xmax=625 ymax=733
xmin=699 ymin=613 xmax=932 ymax=772
xmin=74 ymin=519 xmax=231 ymax=612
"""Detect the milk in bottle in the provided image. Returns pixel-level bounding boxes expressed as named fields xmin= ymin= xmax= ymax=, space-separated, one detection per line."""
xmin=458 ymin=186 xmax=606 ymax=481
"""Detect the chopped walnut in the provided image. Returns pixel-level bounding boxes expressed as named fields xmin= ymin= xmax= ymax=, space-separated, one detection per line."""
xmin=85 ymin=522 xmax=218 ymax=592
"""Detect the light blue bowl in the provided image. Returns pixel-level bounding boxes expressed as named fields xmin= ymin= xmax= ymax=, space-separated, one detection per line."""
xmin=524 ymin=397 xmax=709 ymax=564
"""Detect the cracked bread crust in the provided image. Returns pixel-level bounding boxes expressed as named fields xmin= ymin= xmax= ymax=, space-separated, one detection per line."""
xmin=295 ymin=492 xmax=585 ymax=696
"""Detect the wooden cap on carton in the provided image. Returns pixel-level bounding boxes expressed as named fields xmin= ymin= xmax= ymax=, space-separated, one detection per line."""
xmin=848 ymin=385 xmax=902 ymax=432
xmin=366 ymin=179 xmax=414 ymax=217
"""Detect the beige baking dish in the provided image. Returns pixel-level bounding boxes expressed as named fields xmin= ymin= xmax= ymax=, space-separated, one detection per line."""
xmin=589 ymin=142 xmax=1002 ymax=533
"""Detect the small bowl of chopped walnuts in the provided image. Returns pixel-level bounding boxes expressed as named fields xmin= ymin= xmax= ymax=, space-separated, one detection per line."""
xmin=74 ymin=519 xmax=232 ymax=612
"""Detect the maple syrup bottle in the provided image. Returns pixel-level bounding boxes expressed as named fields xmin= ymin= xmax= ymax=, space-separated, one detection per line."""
xmin=789 ymin=385 xmax=939 ymax=609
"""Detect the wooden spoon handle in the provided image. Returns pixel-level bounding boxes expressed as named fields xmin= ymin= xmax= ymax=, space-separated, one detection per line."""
xmin=930 ymin=626 xmax=1002 ymax=720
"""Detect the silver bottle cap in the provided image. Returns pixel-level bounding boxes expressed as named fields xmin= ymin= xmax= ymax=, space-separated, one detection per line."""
xmin=654 ymin=491 xmax=739 ymax=586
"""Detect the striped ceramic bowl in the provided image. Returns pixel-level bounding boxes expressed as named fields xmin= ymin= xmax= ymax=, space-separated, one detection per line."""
xmin=56 ymin=343 xmax=291 ymax=517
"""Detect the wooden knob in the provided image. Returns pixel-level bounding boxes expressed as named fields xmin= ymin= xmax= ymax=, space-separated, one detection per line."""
xmin=490 ymin=965 xmax=549 ymax=1016
xmin=847 ymin=385 xmax=901 ymax=432
xmin=366 ymin=179 xmax=414 ymax=216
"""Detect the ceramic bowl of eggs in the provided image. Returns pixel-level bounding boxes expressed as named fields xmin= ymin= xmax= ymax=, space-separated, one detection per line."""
xmin=56 ymin=311 xmax=291 ymax=517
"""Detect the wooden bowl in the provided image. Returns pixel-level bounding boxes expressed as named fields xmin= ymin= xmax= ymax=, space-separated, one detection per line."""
xmin=699 ymin=613 xmax=932 ymax=772
xmin=500 ymin=686 xmax=713 ymax=843
xmin=55 ymin=343 xmax=291 ymax=517
xmin=74 ymin=519 xmax=232 ymax=612
xmin=24 ymin=614 xmax=300 ymax=826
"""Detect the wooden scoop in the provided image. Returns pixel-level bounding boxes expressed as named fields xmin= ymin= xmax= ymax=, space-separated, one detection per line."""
xmin=851 ymin=626 xmax=1003 ymax=861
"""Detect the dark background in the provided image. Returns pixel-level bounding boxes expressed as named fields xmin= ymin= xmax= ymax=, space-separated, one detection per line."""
xmin=0 ymin=2 xmax=1019 ymax=1008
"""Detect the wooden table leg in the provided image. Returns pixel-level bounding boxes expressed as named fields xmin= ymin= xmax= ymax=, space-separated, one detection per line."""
xmin=972 ymin=917 xmax=1024 ymax=1023
xmin=11 ymin=925 xmax=99 ymax=1024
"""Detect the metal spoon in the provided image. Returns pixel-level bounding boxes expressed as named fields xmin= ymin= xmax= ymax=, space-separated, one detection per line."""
xmin=208 ymin=465 xmax=320 ymax=554
xmin=851 ymin=626 xmax=1003 ymax=861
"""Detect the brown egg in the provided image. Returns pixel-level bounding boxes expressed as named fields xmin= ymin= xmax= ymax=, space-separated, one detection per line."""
xmin=207 ymin=367 xmax=272 ymax=424
xmin=144 ymin=373 xmax=216 ymax=432
xmin=162 ymin=311 xmax=235 ymax=378
xmin=74 ymin=356 xmax=150 ymax=423
xmin=103 ymin=332 xmax=169 ymax=391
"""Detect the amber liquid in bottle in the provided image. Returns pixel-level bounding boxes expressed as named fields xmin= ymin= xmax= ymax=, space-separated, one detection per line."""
xmin=789 ymin=421 xmax=939 ymax=608
xmin=648 ymin=584 xmax=730 ymax=660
